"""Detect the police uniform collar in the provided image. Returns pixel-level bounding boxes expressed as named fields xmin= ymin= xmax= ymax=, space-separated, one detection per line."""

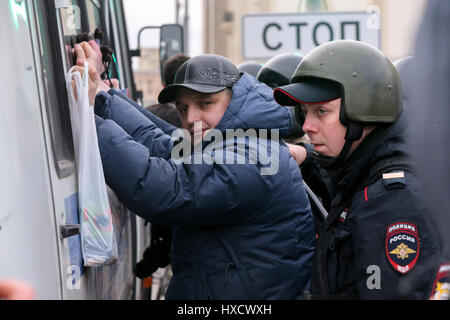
xmin=330 ymin=126 xmax=391 ymax=197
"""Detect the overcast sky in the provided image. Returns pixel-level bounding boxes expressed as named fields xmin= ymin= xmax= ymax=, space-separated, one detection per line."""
xmin=123 ymin=0 xmax=203 ymax=55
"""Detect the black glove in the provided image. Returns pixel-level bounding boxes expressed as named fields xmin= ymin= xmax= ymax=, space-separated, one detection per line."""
xmin=134 ymin=225 xmax=172 ymax=279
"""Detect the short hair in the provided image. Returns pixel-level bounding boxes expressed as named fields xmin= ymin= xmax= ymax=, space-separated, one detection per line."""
xmin=163 ymin=54 xmax=191 ymax=86
xmin=146 ymin=103 xmax=182 ymax=128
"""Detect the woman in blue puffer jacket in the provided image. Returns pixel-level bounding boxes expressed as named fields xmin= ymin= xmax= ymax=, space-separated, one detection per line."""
xmin=92 ymin=53 xmax=315 ymax=300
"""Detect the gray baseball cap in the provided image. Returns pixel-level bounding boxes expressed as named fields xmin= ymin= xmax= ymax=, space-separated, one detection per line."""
xmin=158 ymin=54 xmax=241 ymax=103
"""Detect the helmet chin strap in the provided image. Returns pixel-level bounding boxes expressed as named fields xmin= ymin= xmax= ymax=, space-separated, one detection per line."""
xmin=318 ymin=121 xmax=364 ymax=170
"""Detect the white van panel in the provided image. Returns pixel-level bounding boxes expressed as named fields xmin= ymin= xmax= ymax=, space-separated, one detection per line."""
xmin=0 ymin=0 xmax=62 ymax=299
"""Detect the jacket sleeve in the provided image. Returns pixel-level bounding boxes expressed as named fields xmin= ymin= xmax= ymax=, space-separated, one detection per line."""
xmin=351 ymin=174 xmax=441 ymax=299
xmin=95 ymin=116 xmax=271 ymax=228
xmin=94 ymin=91 xmax=174 ymax=160
xmin=107 ymin=89 xmax=178 ymax=136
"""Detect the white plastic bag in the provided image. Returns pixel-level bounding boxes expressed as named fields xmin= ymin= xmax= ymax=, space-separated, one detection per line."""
xmin=66 ymin=62 xmax=118 ymax=267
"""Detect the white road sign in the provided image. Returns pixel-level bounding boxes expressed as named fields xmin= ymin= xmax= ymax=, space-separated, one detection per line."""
xmin=242 ymin=11 xmax=381 ymax=59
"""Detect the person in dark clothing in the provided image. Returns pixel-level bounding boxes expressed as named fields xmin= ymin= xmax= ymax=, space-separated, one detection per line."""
xmin=146 ymin=103 xmax=182 ymax=129
xmin=256 ymin=53 xmax=303 ymax=90
xmin=134 ymin=103 xmax=182 ymax=281
xmin=274 ymin=40 xmax=441 ymax=299
xmin=72 ymin=45 xmax=315 ymax=299
xmin=162 ymin=53 xmax=190 ymax=87
xmin=237 ymin=61 xmax=263 ymax=78
xmin=137 ymin=54 xmax=188 ymax=281
xmin=393 ymin=56 xmax=415 ymax=110
xmin=257 ymin=52 xmax=332 ymax=229
xmin=256 ymin=53 xmax=305 ymax=140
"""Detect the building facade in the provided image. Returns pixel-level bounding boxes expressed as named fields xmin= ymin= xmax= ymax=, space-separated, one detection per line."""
xmin=202 ymin=0 xmax=428 ymax=64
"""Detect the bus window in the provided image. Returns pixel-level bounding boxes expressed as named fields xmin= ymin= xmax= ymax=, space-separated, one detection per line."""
xmin=59 ymin=1 xmax=82 ymax=36
xmin=33 ymin=0 xmax=115 ymax=179
xmin=84 ymin=0 xmax=123 ymax=87
xmin=34 ymin=0 xmax=75 ymax=179
xmin=85 ymin=0 xmax=105 ymax=33
xmin=109 ymin=0 xmax=136 ymax=98
xmin=60 ymin=0 xmax=125 ymax=89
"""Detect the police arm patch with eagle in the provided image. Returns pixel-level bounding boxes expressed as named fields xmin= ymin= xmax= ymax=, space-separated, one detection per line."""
xmin=386 ymin=222 xmax=420 ymax=274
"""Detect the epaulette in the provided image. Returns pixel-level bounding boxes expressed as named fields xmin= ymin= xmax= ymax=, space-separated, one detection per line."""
xmin=382 ymin=170 xmax=406 ymax=189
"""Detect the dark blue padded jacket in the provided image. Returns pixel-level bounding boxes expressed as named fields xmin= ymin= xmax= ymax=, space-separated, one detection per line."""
xmin=94 ymin=73 xmax=315 ymax=299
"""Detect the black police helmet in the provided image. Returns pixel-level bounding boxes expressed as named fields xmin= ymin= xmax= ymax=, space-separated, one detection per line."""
xmin=393 ymin=56 xmax=415 ymax=106
xmin=257 ymin=53 xmax=304 ymax=89
xmin=237 ymin=61 xmax=263 ymax=78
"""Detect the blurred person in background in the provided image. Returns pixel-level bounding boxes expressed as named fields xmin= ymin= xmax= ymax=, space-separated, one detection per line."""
xmin=0 ymin=279 xmax=35 ymax=300
xmin=238 ymin=61 xmax=263 ymax=78
xmin=134 ymin=102 xmax=182 ymax=299
xmin=408 ymin=0 xmax=450 ymax=300
xmin=146 ymin=103 xmax=182 ymax=129
xmin=133 ymin=55 xmax=187 ymax=296
xmin=162 ymin=53 xmax=191 ymax=87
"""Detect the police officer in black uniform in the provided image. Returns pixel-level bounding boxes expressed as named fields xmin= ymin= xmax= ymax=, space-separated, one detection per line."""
xmin=274 ymin=40 xmax=441 ymax=299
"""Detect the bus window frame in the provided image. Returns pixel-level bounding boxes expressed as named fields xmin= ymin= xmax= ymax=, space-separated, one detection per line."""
xmin=33 ymin=0 xmax=75 ymax=179
xmin=30 ymin=0 xmax=137 ymax=180
xmin=110 ymin=0 xmax=137 ymax=99
xmin=63 ymin=0 xmax=125 ymax=89
xmin=30 ymin=0 xmax=126 ymax=180
xmin=85 ymin=0 xmax=123 ymax=86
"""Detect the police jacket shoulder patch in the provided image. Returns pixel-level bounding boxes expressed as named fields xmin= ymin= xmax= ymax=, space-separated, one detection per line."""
xmin=382 ymin=171 xmax=406 ymax=189
xmin=386 ymin=222 xmax=420 ymax=274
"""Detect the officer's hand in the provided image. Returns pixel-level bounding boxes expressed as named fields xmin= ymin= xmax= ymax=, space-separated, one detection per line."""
xmin=287 ymin=143 xmax=307 ymax=166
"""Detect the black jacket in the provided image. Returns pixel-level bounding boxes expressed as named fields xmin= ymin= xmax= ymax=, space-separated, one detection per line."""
xmin=311 ymin=113 xmax=441 ymax=299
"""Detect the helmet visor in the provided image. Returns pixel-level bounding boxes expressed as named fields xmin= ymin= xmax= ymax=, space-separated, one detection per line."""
xmin=274 ymin=78 xmax=341 ymax=106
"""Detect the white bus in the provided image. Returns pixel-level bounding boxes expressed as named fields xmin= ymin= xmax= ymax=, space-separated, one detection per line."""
xmin=0 ymin=0 xmax=153 ymax=299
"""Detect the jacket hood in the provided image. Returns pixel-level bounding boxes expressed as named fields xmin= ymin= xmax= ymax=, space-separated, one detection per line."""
xmin=215 ymin=73 xmax=294 ymax=137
